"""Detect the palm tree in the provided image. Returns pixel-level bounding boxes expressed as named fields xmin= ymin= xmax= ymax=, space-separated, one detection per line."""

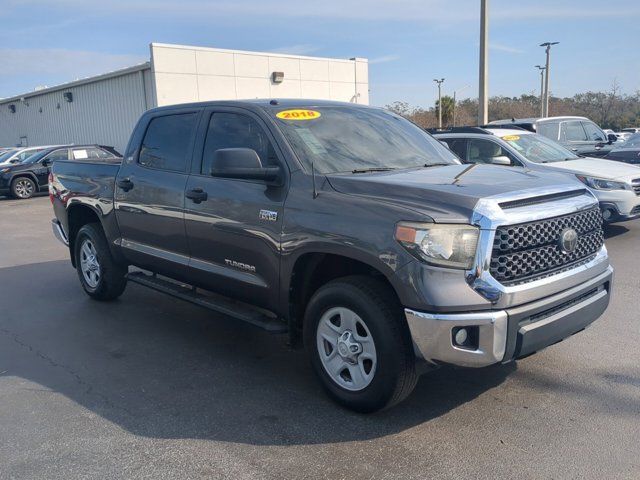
xmin=435 ymin=95 xmax=455 ymax=127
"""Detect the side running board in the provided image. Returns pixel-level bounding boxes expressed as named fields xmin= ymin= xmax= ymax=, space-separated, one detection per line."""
xmin=126 ymin=271 xmax=287 ymax=334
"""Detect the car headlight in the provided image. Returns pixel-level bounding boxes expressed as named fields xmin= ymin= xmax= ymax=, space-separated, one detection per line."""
xmin=576 ymin=175 xmax=628 ymax=191
xmin=395 ymin=223 xmax=479 ymax=269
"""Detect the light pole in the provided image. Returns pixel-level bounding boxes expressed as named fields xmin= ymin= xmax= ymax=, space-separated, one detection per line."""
xmin=453 ymin=84 xmax=471 ymax=127
xmin=434 ymin=78 xmax=445 ymax=128
xmin=478 ymin=0 xmax=489 ymax=125
xmin=535 ymin=65 xmax=546 ymax=117
xmin=540 ymin=41 xmax=559 ymax=117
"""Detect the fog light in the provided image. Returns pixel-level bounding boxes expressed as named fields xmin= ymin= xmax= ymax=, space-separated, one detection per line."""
xmin=452 ymin=326 xmax=479 ymax=350
xmin=454 ymin=328 xmax=468 ymax=346
xmin=602 ymin=208 xmax=613 ymax=221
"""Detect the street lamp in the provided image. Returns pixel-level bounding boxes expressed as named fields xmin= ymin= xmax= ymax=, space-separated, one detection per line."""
xmin=434 ymin=78 xmax=445 ymax=128
xmin=478 ymin=0 xmax=489 ymax=125
xmin=535 ymin=65 xmax=546 ymax=117
xmin=539 ymin=41 xmax=559 ymax=117
xmin=453 ymin=84 xmax=471 ymax=127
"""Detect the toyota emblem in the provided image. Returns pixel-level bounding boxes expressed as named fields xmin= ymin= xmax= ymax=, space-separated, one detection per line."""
xmin=558 ymin=228 xmax=578 ymax=254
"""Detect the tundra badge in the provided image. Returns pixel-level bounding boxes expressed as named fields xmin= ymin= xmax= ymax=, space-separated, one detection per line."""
xmin=259 ymin=209 xmax=278 ymax=222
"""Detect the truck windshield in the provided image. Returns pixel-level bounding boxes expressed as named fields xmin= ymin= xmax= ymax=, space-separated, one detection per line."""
xmin=501 ymin=133 xmax=580 ymax=163
xmin=270 ymin=106 xmax=460 ymax=174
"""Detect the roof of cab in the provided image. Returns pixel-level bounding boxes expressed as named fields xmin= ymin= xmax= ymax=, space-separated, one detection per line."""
xmin=146 ymin=98 xmax=376 ymax=115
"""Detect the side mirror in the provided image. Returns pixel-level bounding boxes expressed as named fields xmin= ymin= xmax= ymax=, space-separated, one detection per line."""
xmin=490 ymin=155 xmax=512 ymax=166
xmin=209 ymin=148 xmax=281 ymax=184
xmin=607 ymin=133 xmax=618 ymax=143
xmin=41 ymin=158 xmax=52 ymax=167
xmin=439 ymin=140 xmax=450 ymax=149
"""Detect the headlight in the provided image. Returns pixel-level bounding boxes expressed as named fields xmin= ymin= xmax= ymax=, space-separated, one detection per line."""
xmin=576 ymin=175 xmax=628 ymax=191
xmin=395 ymin=223 xmax=479 ymax=269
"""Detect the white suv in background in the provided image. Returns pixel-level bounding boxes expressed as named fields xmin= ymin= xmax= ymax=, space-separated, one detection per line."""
xmin=433 ymin=127 xmax=640 ymax=223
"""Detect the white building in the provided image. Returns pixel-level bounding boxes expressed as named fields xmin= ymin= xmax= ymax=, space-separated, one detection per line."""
xmin=0 ymin=43 xmax=369 ymax=153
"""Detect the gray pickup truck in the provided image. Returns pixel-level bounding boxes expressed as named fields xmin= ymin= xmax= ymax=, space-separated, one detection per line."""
xmin=50 ymin=100 xmax=613 ymax=412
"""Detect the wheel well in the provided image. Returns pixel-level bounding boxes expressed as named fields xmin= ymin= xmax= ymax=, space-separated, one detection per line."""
xmin=289 ymin=253 xmax=399 ymax=331
xmin=67 ymin=205 xmax=101 ymax=266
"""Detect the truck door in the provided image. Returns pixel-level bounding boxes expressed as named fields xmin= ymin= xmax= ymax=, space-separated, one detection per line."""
xmin=560 ymin=120 xmax=593 ymax=156
xmin=183 ymin=108 xmax=287 ymax=312
xmin=115 ymin=108 xmax=200 ymax=277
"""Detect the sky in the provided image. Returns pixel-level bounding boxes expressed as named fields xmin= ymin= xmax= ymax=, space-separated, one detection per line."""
xmin=0 ymin=0 xmax=639 ymax=108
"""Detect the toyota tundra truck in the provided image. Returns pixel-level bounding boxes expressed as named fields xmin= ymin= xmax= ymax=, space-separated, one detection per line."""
xmin=50 ymin=100 xmax=613 ymax=412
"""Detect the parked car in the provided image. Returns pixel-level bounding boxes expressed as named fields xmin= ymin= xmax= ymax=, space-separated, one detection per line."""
xmin=621 ymin=128 xmax=640 ymax=134
xmin=0 ymin=144 xmax=120 ymax=199
xmin=0 ymin=145 xmax=58 ymax=165
xmin=614 ymin=132 xmax=632 ymax=142
xmin=489 ymin=116 xmax=618 ymax=158
xmin=50 ymin=100 xmax=613 ymax=412
xmin=605 ymin=133 xmax=640 ymax=165
xmin=433 ymin=126 xmax=640 ymax=223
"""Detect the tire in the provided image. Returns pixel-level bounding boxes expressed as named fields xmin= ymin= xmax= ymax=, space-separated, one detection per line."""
xmin=11 ymin=177 xmax=37 ymax=199
xmin=74 ymin=223 xmax=127 ymax=301
xmin=304 ymin=275 xmax=418 ymax=413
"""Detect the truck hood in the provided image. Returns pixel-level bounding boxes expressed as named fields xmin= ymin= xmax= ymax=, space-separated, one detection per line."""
xmin=326 ymin=165 xmax=582 ymax=223
xmin=544 ymin=157 xmax=640 ymax=181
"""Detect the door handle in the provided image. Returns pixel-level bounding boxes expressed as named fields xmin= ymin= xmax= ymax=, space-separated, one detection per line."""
xmin=117 ymin=178 xmax=134 ymax=191
xmin=186 ymin=188 xmax=208 ymax=203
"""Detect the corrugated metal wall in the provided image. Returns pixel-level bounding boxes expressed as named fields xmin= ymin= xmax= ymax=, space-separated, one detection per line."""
xmin=0 ymin=67 xmax=152 ymax=154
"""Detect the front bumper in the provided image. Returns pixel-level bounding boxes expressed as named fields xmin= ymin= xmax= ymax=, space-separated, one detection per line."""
xmin=594 ymin=189 xmax=640 ymax=222
xmin=406 ymin=266 xmax=613 ymax=367
xmin=599 ymin=201 xmax=640 ymax=223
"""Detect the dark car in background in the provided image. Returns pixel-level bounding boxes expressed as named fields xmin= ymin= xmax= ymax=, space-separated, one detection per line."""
xmin=489 ymin=116 xmax=618 ymax=158
xmin=605 ymin=133 xmax=640 ymax=165
xmin=0 ymin=144 xmax=121 ymax=199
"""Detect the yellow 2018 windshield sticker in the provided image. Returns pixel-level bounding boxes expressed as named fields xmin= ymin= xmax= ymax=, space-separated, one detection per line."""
xmin=276 ymin=109 xmax=321 ymax=120
xmin=502 ymin=135 xmax=520 ymax=141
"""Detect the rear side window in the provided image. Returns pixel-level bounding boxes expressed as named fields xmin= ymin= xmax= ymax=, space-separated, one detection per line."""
xmin=536 ymin=122 xmax=559 ymax=140
xmin=139 ymin=113 xmax=198 ymax=171
xmin=561 ymin=121 xmax=588 ymax=142
xmin=201 ymin=112 xmax=278 ymax=175
xmin=442 ymin=139 xmax=468 ymax=161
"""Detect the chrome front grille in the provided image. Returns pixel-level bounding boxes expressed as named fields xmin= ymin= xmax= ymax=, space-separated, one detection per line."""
xmin=490 ymin=207 xmax=604 ymax=286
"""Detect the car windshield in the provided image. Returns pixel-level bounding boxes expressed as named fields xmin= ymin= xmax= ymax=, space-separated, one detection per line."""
xmin=0 ymin=149 xmax=18 ymax=163
xmin=617 ymin=133 xmax=640 ymax=149
xmin=500 ymin=133 xmax=580 ymax=163
xmin=269 ymin=106 xmax=460 ymax=174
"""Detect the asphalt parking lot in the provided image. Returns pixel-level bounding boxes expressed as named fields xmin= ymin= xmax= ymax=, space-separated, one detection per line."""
xmin=1 ymin=195 xmax=639 ymax=480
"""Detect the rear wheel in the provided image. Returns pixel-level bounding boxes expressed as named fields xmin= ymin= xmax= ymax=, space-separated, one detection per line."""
xmin=304 ymin=275 xmax=417 ymax=413
xmin=74 ymin=223 xmax=127 ymax=300
xmin=11 ymin=177 xmax=36 ymax=199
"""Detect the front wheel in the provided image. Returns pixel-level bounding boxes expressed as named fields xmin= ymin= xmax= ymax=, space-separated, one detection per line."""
xmin=11 ymin=177 xmax=37 ymax=199
xmin=304 ymin=276 xmax=418 ymax=413
xmin=74 ymin=223 xmax=127 ymax=301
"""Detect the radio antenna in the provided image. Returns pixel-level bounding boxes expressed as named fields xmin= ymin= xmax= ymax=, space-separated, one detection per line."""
xmin=311 ymin=162 xmax=318 ymax=199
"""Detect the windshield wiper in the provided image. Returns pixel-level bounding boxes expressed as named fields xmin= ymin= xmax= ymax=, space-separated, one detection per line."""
xmin=422 ymin=163 xmax=452 ymax=168
xmin=351 ymin=167 xmax=396 ymax=174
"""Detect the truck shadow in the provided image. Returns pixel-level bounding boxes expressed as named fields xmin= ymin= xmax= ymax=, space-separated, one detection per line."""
xmin=604 ymin=224 xmax=630 ymax=239
xmin=0 ymin=260 xmax=515 ymax=446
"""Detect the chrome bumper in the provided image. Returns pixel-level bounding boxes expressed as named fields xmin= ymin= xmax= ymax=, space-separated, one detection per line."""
xmin=406 ymin=266 xmax=613 ymax=368
xmin=51 ymin=219 xmax=69 ymax=246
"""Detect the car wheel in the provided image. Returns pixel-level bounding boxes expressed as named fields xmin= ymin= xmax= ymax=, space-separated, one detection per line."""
xmin=304 ymin=275 xmax=418 ymax=413
xmin=11 ymin=177 xmax=36 ymax=199
xmin=74 ymin=223 xmax=127 ymax=301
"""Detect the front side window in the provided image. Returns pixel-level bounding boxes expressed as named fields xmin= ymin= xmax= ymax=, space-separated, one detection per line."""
xmin=561 ymin=121 xmax=588 ymax=142
xmin=45 ymin=149 xmax=70 ymax=162
xmin=582 ymin=122 xmax=606 ymax=142
xmin=269 ymin=106 xmax=459 ymax=174
xmin=201 ymin=113 xmax=278 ymax=175
xmin=139 ymin=113 xmax=198 ymax=171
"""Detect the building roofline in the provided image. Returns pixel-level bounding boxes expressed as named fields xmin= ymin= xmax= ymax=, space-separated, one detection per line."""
xmin=150 ymin=42 xmax=368 ymax=64
xmin=0 ymin=62 xmax=151 ymax=105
